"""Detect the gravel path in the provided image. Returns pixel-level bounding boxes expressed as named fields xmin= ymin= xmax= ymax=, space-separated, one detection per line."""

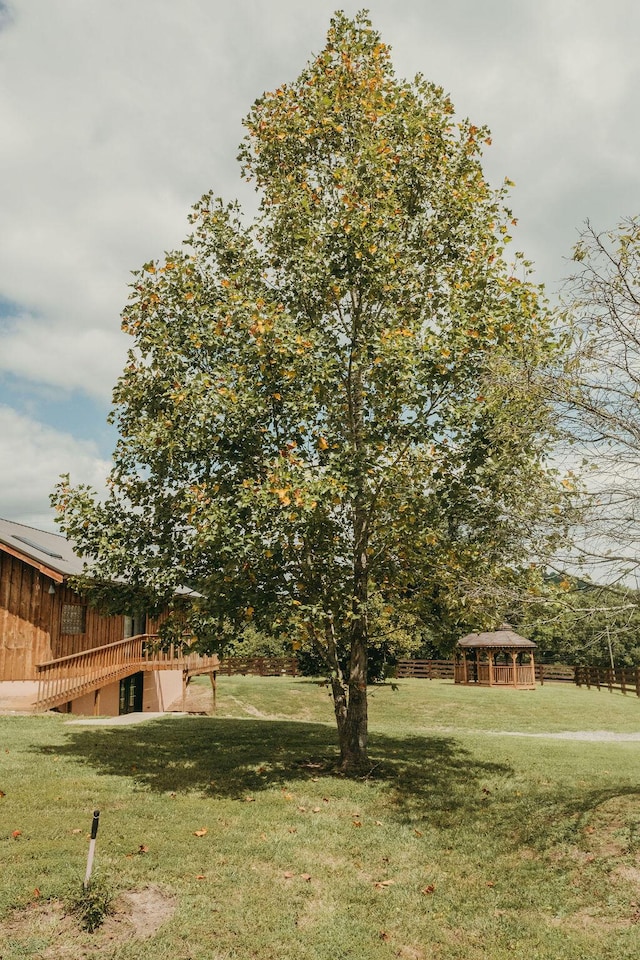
xmin=485 ymin=729 xmax=640 ymax=742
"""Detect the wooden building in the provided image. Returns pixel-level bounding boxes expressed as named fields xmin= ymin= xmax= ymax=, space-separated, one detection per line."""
xmin=0 ymin=517 xmax=218 ymax=715
xmin=454 ymin=623 xmax=537 ymax=690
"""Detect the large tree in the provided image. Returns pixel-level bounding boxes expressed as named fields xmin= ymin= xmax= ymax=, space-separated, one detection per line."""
xmin=53 ymin=12 xmax=567 ymax=771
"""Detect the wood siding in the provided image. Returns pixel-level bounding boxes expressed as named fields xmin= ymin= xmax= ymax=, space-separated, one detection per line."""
xmin=0 ymin=552 xmax=128 ymax=681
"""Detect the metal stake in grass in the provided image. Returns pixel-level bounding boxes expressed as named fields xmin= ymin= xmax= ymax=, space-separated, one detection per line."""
xmin=83 ymin=810 xmax=100 ymax=891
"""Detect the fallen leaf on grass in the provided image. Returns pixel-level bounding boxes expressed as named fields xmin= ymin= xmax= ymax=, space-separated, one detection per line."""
xmin=71 ymin=828 xmax=82 ymax=835
xmin=312 ymin=807 xmax=321 ymax=813
xmin=414 ymin=829 xmax=423 ymax=837
xmin=194 ymin=828 xmax=208 ymax=837
xmin=195 ymin=874 xmax=206 ymax=880
xmin=244 ymin=797 xmax=255 ymax=803
xmin=298 ymin=806 xmax=307 ymax=813
xmin=288 ymin=827 xmax=297 ymax=834
xmin=300 ymin=873 xmax=312 ymax=882
xmin=486 ymin=881 xmax=496 ymax=888
xmin=421 ymin=885 xmax=436 ymax=895
xmin=374 ymin=880 xmax=395 ymax=889
xmin=379 ymin=930 xmax=390 ymax=941
xmin=283 ymin=871 xmax=295 ymax=879
xmin=0 ymin=790 xmax=5 ymax=798
xmin=375 ymin=820 xmax=383 ymax=826
xmin=33 ymin=889 xmax=40 ymax=898
xmin=352 ymin=820 xmax=362 ymax=828
xmin=138 ymin=844 xmax=149 ymax=854
xmin=11 ymin=830 xmax=21 ymax=839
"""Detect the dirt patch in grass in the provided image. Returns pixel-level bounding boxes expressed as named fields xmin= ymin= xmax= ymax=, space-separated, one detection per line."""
xmin=1 ymin=885 xmax=177 ymax=957
xmin=582 ymin=795 xmax=640 ymax=859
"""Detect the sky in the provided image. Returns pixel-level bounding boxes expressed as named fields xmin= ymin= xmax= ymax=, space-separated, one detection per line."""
xmin=0 ymin=0 xmax=639 ymax=531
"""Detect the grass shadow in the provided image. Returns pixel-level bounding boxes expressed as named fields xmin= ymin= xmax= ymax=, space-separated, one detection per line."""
xmin=42 ymin=716 xmax=511 ymax=826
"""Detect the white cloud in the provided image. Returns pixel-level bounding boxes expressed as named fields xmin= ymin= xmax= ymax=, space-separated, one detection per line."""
xmin=1 ymin=0 xmax=639 ymax=524
xmin=0 ymin=405 xmax=110 ymax=530
xmin=0 ymin=313 xmax=125 ymax=400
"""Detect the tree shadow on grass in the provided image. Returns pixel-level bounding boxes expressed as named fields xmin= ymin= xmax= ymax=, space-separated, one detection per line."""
xmin=41 ymin=716 xmax=511 ymax=827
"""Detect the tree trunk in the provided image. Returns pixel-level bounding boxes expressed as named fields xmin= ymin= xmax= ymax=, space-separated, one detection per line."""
xmin=339 ymin=616 xmax=369 ymax=772
xmin=339 ymin=491 xmax=370 ymax=773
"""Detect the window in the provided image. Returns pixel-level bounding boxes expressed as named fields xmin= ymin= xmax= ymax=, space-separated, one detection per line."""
xmin=61 ymin=603 xmax=86 ymax=635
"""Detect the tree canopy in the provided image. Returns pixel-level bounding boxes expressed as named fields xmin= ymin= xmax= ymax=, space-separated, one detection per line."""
xmin=53 ymin=12 xmax=569 ymax=771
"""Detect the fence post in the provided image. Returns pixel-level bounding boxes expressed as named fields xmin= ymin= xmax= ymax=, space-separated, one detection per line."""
xmin=620 ymin=668 xmax=627 ymax=695
xmin=636 ymin=668 xmax=640 ymax=699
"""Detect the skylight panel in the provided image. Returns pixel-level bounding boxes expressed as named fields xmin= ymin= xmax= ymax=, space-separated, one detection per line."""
xmin=11 ymin=534 xmax=64 ymax=560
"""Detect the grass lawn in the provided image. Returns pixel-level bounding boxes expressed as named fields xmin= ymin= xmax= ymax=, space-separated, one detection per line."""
xmin=1 ymin=677 xmax=640 ymax=959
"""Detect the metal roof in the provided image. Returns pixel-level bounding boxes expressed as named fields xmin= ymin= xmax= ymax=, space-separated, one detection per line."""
xmin=0 ymin=517 xmax=200 ymax=598
xmin=458 ymin=623 xmax=536 ymax=649
xmin=0 ymin=517 xmax=88 ymax=579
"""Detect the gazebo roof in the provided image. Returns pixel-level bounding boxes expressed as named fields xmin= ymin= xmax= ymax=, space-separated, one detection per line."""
xmin=457 ymin=623 xmax=536 ymax=649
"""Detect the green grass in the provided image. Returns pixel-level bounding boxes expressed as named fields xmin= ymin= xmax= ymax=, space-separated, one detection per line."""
xmin=1 ymin=678 xmax=640 ymax=958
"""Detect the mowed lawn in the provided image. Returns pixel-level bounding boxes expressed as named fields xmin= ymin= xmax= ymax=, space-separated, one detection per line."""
xmin=1 ymin=677 xmax=640 ymax=959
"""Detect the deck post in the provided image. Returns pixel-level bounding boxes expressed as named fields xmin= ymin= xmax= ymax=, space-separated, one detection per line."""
xmin=209 ymin=670 xmax=217 ymax=712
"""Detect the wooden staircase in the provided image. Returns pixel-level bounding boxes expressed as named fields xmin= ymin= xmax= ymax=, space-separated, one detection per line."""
xmin=35 ymin=635 xmax=219 ymax=712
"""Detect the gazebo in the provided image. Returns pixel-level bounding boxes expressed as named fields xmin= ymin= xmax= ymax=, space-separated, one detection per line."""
xmin=454 ymin=624 xmax=537 ymax=690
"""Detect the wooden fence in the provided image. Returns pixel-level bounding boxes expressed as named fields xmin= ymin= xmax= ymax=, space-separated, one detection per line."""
xmin=394 ymin=659 xmax=640 ymax=697
xmin=395 ymin=660 xmax=455 ymax=679
xmin=218 ymin=656 xmax=299 ymax=677
xmin=575 ymin=664 xmax=640 ymax=697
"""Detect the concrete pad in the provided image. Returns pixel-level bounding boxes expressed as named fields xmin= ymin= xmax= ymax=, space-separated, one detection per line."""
xmin=64 ymin=712 xmax=179 ymax=726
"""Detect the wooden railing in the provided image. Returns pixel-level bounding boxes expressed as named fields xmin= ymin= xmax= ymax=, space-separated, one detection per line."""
xmin=35 ymin=635 xmax=219 ymax=712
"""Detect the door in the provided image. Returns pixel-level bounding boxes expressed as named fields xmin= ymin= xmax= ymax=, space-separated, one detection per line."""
xmin=119 ymin=672 xmax=144 ymax=714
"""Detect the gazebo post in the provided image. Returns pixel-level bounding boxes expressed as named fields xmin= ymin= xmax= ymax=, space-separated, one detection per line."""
xmin=488 ymin=652 xmax=494 ymax=687
xmin=530 ymin=650 xmax=536 ymax=687
xmin=462 ymin=651 xmax=468 ymax=684
xmin=511 ymin=650 xmax=517 ymax=688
